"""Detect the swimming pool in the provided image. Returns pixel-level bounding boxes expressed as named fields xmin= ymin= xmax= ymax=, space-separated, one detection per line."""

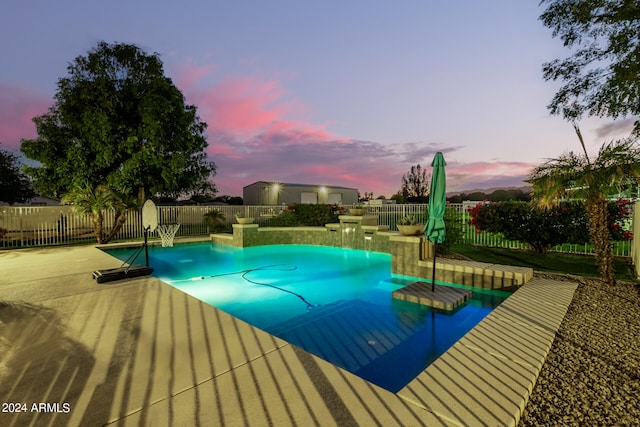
xmin=107 ymin=242 xmax=510 ymax=392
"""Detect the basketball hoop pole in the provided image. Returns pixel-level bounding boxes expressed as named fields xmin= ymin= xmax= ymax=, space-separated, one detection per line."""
xmin=92 ymin=201 xmax=155 ymax=283
xmin=144 ymin=226 xmax=150 ymax=267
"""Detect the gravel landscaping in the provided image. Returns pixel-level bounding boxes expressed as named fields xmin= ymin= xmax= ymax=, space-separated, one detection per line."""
xmin=519 ymin=275 xmax=640 ymax=426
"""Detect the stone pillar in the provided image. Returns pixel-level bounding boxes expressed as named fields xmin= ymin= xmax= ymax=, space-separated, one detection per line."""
xmin=389 ymin=234 xmax=426 ymax=277
xmin=232 ymin=223 xmax=259 ymax=247
xmin=423 ymin=239 xmax=435 ymax=259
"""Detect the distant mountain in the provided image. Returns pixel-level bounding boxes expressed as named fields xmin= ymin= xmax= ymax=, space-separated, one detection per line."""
xmin=446 ymin=186 xmax=531 ymax=198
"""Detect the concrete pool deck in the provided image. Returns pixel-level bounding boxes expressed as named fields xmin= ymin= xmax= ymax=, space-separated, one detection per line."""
xmin=0 ymin=240 xmax=577 ymax=426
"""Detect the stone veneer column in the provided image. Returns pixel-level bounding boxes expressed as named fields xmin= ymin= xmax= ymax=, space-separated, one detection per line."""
xmin=389 ymin=234 xmax=426 ymax=277
xmin=232 ymin=223 xmax=259 ymax=247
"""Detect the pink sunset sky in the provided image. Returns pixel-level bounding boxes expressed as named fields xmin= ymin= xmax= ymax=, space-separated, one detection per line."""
xmin=1 ymin=1 xmax=636 ymax=198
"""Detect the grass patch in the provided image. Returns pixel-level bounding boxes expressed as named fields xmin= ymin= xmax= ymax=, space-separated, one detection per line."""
xmin=450 ymin=243 xmax=636 ymax=281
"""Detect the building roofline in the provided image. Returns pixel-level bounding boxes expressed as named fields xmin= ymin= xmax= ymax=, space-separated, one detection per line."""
xmin=243 ymin=181 xmax=358 ymax=191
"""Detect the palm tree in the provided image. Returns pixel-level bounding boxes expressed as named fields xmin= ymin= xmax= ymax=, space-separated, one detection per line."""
xmin=61 ymin=182 xmax=137 ymax=244
xmin=203 ymin=209 xmax=226 ymax=233
xmin=527 ymin=124 xmax=640 ymax=285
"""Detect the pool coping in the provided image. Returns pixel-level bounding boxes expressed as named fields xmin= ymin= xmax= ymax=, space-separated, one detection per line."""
xmin=0 ymin=241 xmax=577 ymax=426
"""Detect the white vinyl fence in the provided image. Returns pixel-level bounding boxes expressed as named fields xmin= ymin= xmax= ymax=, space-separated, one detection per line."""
xmin=0 ymin=203 xmax=633 ymax=256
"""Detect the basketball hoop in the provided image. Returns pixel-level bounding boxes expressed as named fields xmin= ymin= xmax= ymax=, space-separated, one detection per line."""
xmin=142 ymin=200 xmax=158 ymax=232
xmin=157 ymin=223 xmax=180 ymax=247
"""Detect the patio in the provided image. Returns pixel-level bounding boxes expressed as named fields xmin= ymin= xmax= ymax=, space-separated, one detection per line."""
xmin=0 ymin=239 xmax=576 ymax=426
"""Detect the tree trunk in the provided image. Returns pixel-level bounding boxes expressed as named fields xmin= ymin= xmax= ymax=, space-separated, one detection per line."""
xmin=92 ymin=210 xmax=104 ymax=244
xmin=138 ymin=187 xmax=146 ymax=207
xmin=102 ymin=210 xmax=128 ymax=244
xmin=585 ymin=199 xmax=615 ymax=285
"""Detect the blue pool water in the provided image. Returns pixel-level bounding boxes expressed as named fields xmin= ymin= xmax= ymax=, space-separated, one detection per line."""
xmin=107 ymin=242 xmax=509 ymax=392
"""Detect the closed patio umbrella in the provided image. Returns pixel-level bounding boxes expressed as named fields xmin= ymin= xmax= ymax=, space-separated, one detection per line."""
xmin=424 ymin=152 xmax=446 ymax=291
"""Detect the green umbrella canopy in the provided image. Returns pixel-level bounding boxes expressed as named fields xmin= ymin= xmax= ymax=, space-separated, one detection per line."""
xmin=424 ymin=152 xmax=447 ymax=243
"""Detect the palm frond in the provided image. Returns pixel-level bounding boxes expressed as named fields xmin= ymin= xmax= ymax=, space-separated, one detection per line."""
xmin=61 ymin=181 xmax=136 ymax=214
xmin=528 ymin=136 xmax=640 ymax=206
xmin=590 ymin=138 xmax=640 ymax=194
xmin=526 ymin=150 xmax=590 ymax=206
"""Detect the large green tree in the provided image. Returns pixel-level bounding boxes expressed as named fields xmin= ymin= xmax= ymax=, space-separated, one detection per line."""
xmin=0 ymin=143 xmax=35 ymax=204
xmin=539 ymin=0 xmax=640 ymax=130
xmin=20 ymin=41 xmax=216 ymax=202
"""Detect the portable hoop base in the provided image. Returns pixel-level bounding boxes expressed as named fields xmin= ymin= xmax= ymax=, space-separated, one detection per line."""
xmin=93 ymin=265 xmax=153 ymax=283
xmin=157 ymin=223 xmax=180 ymax=247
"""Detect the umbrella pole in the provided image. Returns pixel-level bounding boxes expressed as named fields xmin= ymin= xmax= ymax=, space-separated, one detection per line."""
xmin=431 ymin=243 xmax=437 ymax=292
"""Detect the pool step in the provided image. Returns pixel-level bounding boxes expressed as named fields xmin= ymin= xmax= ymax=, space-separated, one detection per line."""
xmin=267 ymin=300 xmax=351 ymax=336
xmin=392 ymin=282 xmax=473 ymax=311
xmin=266 ymin=299 xmax=428 ymax=374
xmin=416 ymin=258 xmax=533 ymax=289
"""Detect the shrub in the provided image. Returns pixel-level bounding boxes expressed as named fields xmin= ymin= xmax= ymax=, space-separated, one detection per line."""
xmin=203 ymin=209 xmax=226 ymax=232
xmin=468 ymin=201 xmax=587 ymax=253
xmin=398 ymin=214 xmax=420 ymax=226
xmin=441 ymin=206 xmax=463 ymax=254
xmin=270 ymin=203 xmax=344 ymax=227
xmin=423 ymin=205 xmax=463 ymax=254
xmin=608 ymin=198 xmax=634 ymax=241
xmin=467 ymin=199 xmax=632 ymax=253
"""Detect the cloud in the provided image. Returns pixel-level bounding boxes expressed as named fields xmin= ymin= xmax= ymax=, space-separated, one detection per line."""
xmin=208 ymin=127 xmax=532 ymax=197
xmin=178 ymin=71 xmax=317 ymax=139
xmin=0 ymin=63 xmax=534 ymax=200
xmin=171 ymin=59 xmax=217 ymax=93
xmin=593 ymin=118 xmax=638 ymax=139
xmin=171 ymin=61 xmax=535 ymax=198
xmin=0 ymin=84 xmax=51 ymax=150
xmin=445 ymin=160 xmax=535 ymax=193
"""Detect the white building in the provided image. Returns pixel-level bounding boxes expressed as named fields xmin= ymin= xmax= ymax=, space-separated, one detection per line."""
xmin=364 ymin=199 xmax=396 ymax=206
xmin=0 ymin=196 xmax=61 ymax=206
xmin=243 ymin=181 xmax=359 ymax=205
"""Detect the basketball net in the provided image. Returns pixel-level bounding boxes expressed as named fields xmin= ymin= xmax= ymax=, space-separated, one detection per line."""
xmin=156 ymin=224 xmax=180 ymax=247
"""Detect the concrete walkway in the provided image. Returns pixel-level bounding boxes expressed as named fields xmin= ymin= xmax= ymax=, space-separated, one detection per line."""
xmin=0 ymin=242 xmax=577 ymax=426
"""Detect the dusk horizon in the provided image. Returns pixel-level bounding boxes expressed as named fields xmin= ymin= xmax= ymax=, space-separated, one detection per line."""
xmin=1 ymin=2 xmax=636 ymax=199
